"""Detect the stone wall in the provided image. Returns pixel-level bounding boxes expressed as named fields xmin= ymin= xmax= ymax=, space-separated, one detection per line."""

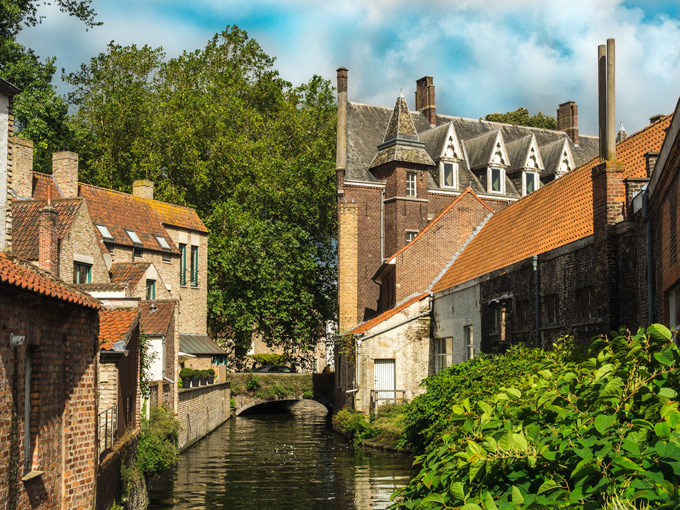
xmin=96 ymin=432 xmax=148 ymax=510
xmin=177 ymin=382 xmax=230 ymax=450
xmin=60 ymin=199 xmax=110 ymax=284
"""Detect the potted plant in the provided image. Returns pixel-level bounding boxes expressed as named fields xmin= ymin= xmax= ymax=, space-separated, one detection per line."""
xmin=206 ymin=368 xmax=215 ymax=384
xmin=190 ymin=369 xmax=200 ymax=388
xmin=200 ymin=369 xmax=209 ymax=385
xmin=179 ymin=368 xmax=193 ymax=388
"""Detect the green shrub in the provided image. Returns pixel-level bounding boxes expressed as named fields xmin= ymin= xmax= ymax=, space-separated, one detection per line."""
xmin=392 ymin=325 xmax=680 ymax=509
xmin=231 ymin=383 xmax=244 ymax=396
xmin=245 ymin=373 xmax=260 ymax=391
xmin=249 ymin=353 xmax=291 ymax=366
xmin=179 ymin=368 xmax=193 ymax=379
xmin=302 ymin=391 xmax=313 ymax=399
xmin=136 ymin=406 xmax=181 ymax=476
xmin=230 ymin=398 xmax=236 ymax=408
xmin=206 ymin=368 xmax=215 ymax=377
xmin=333 ymin=408 xmax=377 ymax=445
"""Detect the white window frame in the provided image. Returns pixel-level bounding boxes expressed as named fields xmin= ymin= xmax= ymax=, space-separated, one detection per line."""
xmin=406 ymin=172 xmax=417 ymax=197
xmin=96 ymin=224 xmax=113 ymax=240
xmin=434 ymin=337 xmax=453 ymax=373
xmin=523 ymin=171 xmax=539 ymax=196
xmin=488 ymin=166 xmax=505 ymax=194
xmin=440 ymin=160 xmax=458 ymax=189
xmin=155 ymin=235 xmax=171 ymax=250
xmin=125 ymin=229 xmax=142 ymax=245
xmin=464 ymin=325 xmax=474 ymax=360
xmin=405 ymin=230 xmax=419 ymax=244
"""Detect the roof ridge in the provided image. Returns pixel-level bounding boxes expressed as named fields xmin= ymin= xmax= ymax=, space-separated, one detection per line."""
xmin=344 ymin=292 xmax=428 ymax=336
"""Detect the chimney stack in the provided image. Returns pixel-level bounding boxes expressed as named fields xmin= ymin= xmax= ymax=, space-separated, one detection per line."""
xmin=336 ymin=67 xmax=348 ymax=199
xmin=39 ymin=196 xmax=59 ymax=275
xmin=12 ymin=136 xmax=33 ymax=199
xmin=52 ymin=151 xmax=78 ymax=198
xmin=644 ymin=152 xmax=659 ymax=177
xmin=649 ymin=114 xmax=664 ymax=125
xmin=415 ymin=76 xmax=436 ymax=126
xmin=606 ymin=38 xmax=616 ymax=161
xmin=132 ymin=179 xmax=154 ymax=200
xmin=598 ymin=44 xmax=607 ymax=160
xmin=556 ymin=101 xmax=579 ymax=145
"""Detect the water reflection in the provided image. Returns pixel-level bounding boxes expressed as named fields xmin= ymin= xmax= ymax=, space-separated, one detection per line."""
xmin=148 ymin=406 xmax=413 ymax=510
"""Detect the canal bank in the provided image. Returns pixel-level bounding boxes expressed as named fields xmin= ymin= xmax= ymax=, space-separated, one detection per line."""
xmin=148 ymin=401 xmax=413 ymax=509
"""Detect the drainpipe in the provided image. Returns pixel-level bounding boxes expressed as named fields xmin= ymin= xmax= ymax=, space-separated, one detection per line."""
xmin=533 ymin=255 xmax=541 ymax=348
xmin=643 ymin=190 xmax=655 ymax=323
xmin=380 ymin=190 xmax=385 ymax=262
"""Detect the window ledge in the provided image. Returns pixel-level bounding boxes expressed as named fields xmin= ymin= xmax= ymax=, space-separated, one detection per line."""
xmin=22 ymin=470 xmax=44 ymax=482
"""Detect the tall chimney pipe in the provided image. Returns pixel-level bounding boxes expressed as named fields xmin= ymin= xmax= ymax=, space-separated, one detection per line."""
xmin=606 ymin=39 xmax=616 ymax=161
xmin=598 ymin=44 xmax=607 ymax=160
xmin=336 ymin=67 xmax=348 ymax=199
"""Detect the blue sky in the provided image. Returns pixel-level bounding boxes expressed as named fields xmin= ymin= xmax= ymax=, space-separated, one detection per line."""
xmin=17 ymin=0 xmax=680 ymax=135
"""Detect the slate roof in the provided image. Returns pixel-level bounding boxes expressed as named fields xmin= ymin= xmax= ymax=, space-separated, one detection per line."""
xmin=345 ymin=293 xmax=428 ymax=336
xmin=431 ymin=114 xmax=672 ymax=293
xmin=506 ymin=135 xmax=541 ymax=173
xmin=0 ymin=77 xmax=19 ymax=96
xmin=139 ymin=300 xmax=175 ymax=336
xmin=99 ymin=308 xmax=139 ymax=351
xmin=0 ymin=252 xmax=100 ymax=309
xmin=179 ymin=333 xmax=226 ymax=355
xmin=465 ymin=130 xmax=502 ymax=170
xmin=109 ymin=262 xmax=151 ymax=288
xmin=540 ymin=139 xmax=571 ymax=177
xmin=12 ymin=199 xmax=83 ymax=260
xmin=345 ymin=101 xmax=599 ymax=190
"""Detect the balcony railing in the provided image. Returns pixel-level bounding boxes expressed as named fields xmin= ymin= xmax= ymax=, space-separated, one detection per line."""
xmin=98 ymin=405 xmax=118 ymax=455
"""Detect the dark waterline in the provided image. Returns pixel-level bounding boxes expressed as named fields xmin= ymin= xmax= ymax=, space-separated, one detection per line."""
xmin=148 ymin=406 xmax=413 ymax=510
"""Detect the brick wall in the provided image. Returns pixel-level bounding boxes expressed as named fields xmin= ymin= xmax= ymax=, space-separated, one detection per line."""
xmin=0 ymin=286 xmax=99 ymax=510
xmin=60 ymin=200 xmax=110 ymax=284
xmin=96 ymin=432 xmax=147 ymax=510
xmin=338 ymin=201 xmax=359 ymax=332
xmin=177 ymin=382 xmax=230 ymax=450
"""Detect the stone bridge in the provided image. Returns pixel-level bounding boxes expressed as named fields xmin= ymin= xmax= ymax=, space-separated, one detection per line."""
xmin=227 ymin=372 xmax=334 ymax=416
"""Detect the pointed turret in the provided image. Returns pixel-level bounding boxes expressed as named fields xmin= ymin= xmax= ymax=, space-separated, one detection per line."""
xmin=616 ymin=122 xmax=628 ymax=143
xmin=369 ymin=96 xmax=434 ymax=169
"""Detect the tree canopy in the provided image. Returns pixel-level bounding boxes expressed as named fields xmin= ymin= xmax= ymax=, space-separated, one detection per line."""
xmin=484 ymin=107 xmax=557 ymax=130
xmin=65 ymin=27 xmax=337 ymax=355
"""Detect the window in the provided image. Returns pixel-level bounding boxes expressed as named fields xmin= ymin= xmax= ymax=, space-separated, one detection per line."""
xmin=406 ymin=230 xmax=418 ymax=244
xmin=162 ymin=251 xmax=171 ymax=262
xmin=544 ymin=295 xmax=559 ymax=325
xmin=406 ymin=172 xmax=417 ymax=197
xmin=179 ymin=244 xmax=187 ymax=286
xmin=515 ymin=300 xmax=530 ymax=329
xmin=441 ymin=161 xmax=457 ymax=188
xmin=125 ymin=229 xmax=142 ymax=245
xmin=669 ymin=285 xmax=680 ymax=331
xmin=575 ymin=287 xmax=594 ymax=320
xmin=524 ymin=172 xmax=538 ymax=195
xmin=464 ymin=326 xmax=474 ymax=360
xmin=146 ymin=279 xmax=156 ymax=300
xmin=190 ymin=245 xmax=199 ymax=287
xmin=133 ymin=247 xmax=143 ymax=260
xmin=489 ymin=167 xmax=504 ymax=193
xmin=155 ymin=235 xmax=170 ymax=250
xmin=434 ymin=338 xmax=452 ymax=373
xmin=73 ymin=262 xmax=91 ymax=284
xmin=96 ymin=224 xmax=113 ymax=240
xmin=490 ymin=304 xmax=507 ymax=341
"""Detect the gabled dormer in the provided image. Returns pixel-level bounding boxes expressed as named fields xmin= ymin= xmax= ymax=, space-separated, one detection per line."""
xmin=420 ymin=122 xmax=464 ymax=190
xmin=539 ymin=138 xmax=575 ymax=184
xmin=464 ymin=129 xmax=509 ymax=194
xmin=506 ymin=134 xmax=544 ymax=196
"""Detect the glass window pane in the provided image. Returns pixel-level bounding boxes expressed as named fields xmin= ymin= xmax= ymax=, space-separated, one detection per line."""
xmin=444 ymin=163 xmax=454 ymax=187
xmin=525 ymin=173 xmax=535 ymax=193
xmin=125 ymin=229 xmax=141 ymax=244
xmin=492 ymin=169 xmax=501 ymax=191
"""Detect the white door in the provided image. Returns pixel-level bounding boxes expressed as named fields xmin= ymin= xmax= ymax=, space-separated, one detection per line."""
xmin=374 ymin=359 xmax=396 ymax=405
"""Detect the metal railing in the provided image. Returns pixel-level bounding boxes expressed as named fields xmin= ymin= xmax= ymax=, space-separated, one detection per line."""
xmin=370 ymin=389 xmax=406 ymax=414
xmin=98 ymin=405 xmax=118 ymax=455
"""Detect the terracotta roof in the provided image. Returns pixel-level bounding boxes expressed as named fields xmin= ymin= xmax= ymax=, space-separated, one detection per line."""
xmin=134 ymin=196 xmax=208 ymax=233
xmin=99 ymin=308 xmax=139 ymax=350
xmin=109 ymin=262 xmax=150 ymax=288
xmin=345 ymin=293 xmax=428 ymax=336
xmin=32 ymin=173 xmax=63 ymax=201
xmin=12 ymin=199 xmax=82 ymax=260
xmin=432 ymin=114 xmax=673 ymax=293
xmin=139 ymin=300 xmax=175 ymax=336
xmin=385 ymin=187 xmax=493 ymax=263
xmin=0 ymin=252 xmax=100 ymax=309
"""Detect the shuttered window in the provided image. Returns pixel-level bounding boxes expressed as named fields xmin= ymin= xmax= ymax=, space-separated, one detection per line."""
xmin=179 ymin=243 xmax=187 ymax=286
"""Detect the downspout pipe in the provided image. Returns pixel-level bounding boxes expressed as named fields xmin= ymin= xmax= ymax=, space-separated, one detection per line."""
xmin=533 ymin=255 xmax=541 ymax=348
xmin=643 ymin=190 xmax=655 ymax=323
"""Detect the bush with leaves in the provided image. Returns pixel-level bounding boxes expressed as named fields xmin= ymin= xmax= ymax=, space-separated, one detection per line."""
xmin=136 ymin=406 xmax=180 ymax=476
xmin=334 ymin=408 xmax=377 ymax=445
xmin=391 ymin=325 xmax=680 ymax=509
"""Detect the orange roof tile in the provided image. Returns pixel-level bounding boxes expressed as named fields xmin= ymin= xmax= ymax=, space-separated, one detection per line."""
xmin=345 ymin=293 xmax=428 ymax=335
xmin=0 ymin=252 xmax=100 ymax=309
xmin=134 ymin=196 xmax=207 ymax=233
xmin=12 ymin=199 xmax=82 ymax=260
xmin=385 ymin=187 xmax=493 ymax=263
xmin=139 ymin=300 xmax=175 ymax=336
xmin=109 ymin=262 xmax=151 ymax=288
xmin=32 ymin=173 xmax=63 ymax=201
xmin=432 ymin=115 xmax=672 ymax=293
xmin=99 ymin=308 xmax=139 ymax=349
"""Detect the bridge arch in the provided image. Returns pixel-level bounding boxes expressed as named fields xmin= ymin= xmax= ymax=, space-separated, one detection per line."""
xmin=236 ymin=397 xmax=331 ymax=416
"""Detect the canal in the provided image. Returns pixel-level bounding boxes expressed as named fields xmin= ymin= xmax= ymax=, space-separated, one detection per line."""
xmin=148 ymin=402 xmax=413 ymax=509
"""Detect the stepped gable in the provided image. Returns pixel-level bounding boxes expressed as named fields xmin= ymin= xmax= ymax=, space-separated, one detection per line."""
xmin=109 ymin=262 xmax=151 ymax=287
xmin=99 ymin=308 xmax=140 ymax=350
xmin=12 ymin=199 xmax=82 ymax=260
xmin=432 ymin=114 xmax=673 ymax=293
xmin=139 ymin=300 xmax=175 ymax=336
xmin=368 ymin=96 xmax=435 ymax=169
xmin=0 ymin=252 xmax=100 ymax=308
xmin=345 ymin=102 xmax=598 ymax=183
xmin=80 ymin=184 xmax=179 ymax=253
xmin=345 ymin=292 xmax=428 ymax=336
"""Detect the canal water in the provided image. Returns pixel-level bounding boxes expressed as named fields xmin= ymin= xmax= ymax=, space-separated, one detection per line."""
xmin=147 ymin=403 xmax=413 ymax=510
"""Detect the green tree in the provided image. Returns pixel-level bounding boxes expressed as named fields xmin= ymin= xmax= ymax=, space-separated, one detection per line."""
xmin=485 ymin=106 xmax=557 ymax=129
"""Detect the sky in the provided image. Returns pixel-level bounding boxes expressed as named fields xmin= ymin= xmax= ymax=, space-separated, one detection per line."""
xmin=17 ymin=0 xmax=680 ymax=135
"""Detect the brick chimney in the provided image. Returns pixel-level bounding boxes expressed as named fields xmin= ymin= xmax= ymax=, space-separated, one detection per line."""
xmin=415 ymin=76 xmax=436 ymax=126
xmin=556 ymin=101 xmax=579 ymax=145
xmin=52 ymin=151 xmax=78 ymax=198
xmin=39 ymin=192 xmax=59 ymax=275
xmin=132 ymin=179 xmax=154 ymax=200
xmin=12 ymin=136 xmax=33 ymax=199
xmin=644 ymin=152 xmax=659 ymax=177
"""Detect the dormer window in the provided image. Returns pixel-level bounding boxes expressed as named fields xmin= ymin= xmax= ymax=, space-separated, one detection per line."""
xmin=125 ymin=229 xmax=142 ymax=245
xmin=96 ymin=224 xmax=113 ymax=240
xmin=406 ymin=172 xmax=417 ymax=197
xmin=558 ymin=151 xmax=571 ymax=174
xmin=155 ymin=235 xmax=170 ymax=250
xmin=523 ymin=172 xmax=538 ymax=195
xmin=489 ymin=167 xmax=505 ymax=194
xmin=441 ymin=161 xmax=458 ymax=188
